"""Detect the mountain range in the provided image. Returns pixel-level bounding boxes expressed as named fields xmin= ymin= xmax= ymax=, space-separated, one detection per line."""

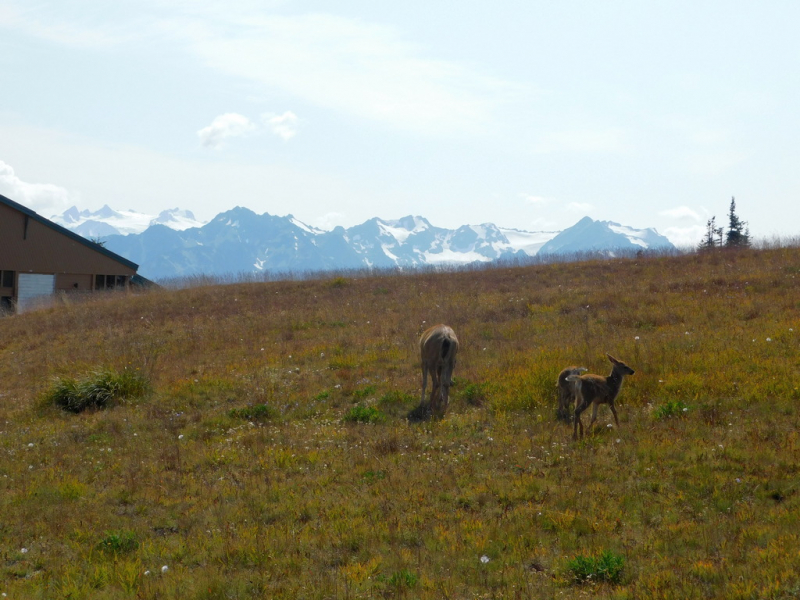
xmin=50 ymin=205 xmax=675 ymax=280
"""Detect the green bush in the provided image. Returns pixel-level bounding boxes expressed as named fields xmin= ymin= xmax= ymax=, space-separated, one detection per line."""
xmin=98 ymin=531 xmax=139 ymax=554
xmin=460 ymin=382 xmax=489 ymax=407
xmin=654 ymin=399 xmax=689 ymax=420
xmin=343 ymin=405 xmax=384 ymax=423
xmin=47 ymin=369 xmax=151 ymax=412
xmin=351 ymin=385 xmax=377 ymax=400
xmin=566 ymin=550 xmax=625 ymax=584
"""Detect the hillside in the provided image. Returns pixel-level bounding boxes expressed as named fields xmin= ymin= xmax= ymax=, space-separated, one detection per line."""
xmin=1 ymin=246 xmax=799 ymax=598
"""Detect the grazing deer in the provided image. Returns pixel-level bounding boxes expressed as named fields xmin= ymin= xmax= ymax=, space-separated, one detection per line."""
xmin=418 ymin=324 xmax=459 ymax=419
xmin=571 ymin=354 xmax=635 ymax=440
xmin=556 ymin=366 xmax=588 ymax=421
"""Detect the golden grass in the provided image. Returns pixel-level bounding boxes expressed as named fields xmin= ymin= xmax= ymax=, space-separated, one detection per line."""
xmin=1 ymin=247 xmax=799 ymax=598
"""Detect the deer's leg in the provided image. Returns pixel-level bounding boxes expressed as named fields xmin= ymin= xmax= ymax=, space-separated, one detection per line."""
xmin=429 ymin=367 xmax=442 ymax=416
xmin=573 ymin=401 xmax=588 ymax=440
xmin=609 ymin=402 xmax=619 ymax=426
xmin=587 ymin=402 xmax=600 ymax=434
xmin=421 ymin=363 xmax=429 ymax=406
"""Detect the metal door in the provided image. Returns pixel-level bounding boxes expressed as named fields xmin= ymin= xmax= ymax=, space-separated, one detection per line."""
xmin=17 ymin=273 xmax=55 ymax=313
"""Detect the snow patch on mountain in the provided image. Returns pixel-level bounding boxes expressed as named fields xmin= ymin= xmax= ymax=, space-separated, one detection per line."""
xmin=52 ymin=205 xmax=205 ymax=236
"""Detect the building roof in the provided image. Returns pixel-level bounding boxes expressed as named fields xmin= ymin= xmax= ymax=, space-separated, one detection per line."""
xmin=0 ymin=193 xmax=139 ymax=271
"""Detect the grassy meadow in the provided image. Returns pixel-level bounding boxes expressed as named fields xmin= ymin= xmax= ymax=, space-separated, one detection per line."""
xmin=1 ymin=247 xmax=799 ymax=599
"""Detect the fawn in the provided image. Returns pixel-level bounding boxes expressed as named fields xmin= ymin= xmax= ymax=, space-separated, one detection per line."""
xmin=556 ymin=366 xmax=588 ymax=421
xmin=570 ymin=354 xmax=635 ymax=440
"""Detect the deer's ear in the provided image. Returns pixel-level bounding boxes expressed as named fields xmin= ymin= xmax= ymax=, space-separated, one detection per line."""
xmin=606 ymin=353 xmax=618 ymax=364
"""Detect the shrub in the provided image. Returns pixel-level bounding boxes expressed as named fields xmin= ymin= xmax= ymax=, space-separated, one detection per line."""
xmin=98 ymin=531 xmax=139 ymax=554
xmin=47 ymin=369 xmax=151 ymax=412
xmin=351 ymin=385 xmax=377 ymax=400
xmin=379 ymin=569 xmax=419 ymax=590
xmin=566 ymin=550 xmax=625 ymax=584
xmin=343 ymin=405 xmax=384 ymax=423
xmin=654 ymin=400 xmax=689 ymax=420
xmin=460 ymin=381 xmax=489 ymax=407
xmin=228 ymin=403 xmax=276 ymax=421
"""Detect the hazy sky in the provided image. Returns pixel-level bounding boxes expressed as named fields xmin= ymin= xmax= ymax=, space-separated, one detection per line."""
xmin=2 ymin=1 xmax=799 ymax=246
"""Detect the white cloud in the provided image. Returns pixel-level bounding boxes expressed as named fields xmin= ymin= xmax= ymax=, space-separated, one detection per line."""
xmin=197 ymin=113 xmax=256 ymax=149
xmin=662 ymin=225 xmax=707 ymax=248
xmin=567 ymin=202 xmax=594 ymax=213
xmin=182 ymin=13 xmax=526 ymax=137
xmin=520 ymin=193 xmax=552 ymax=205
xmin=314 ymin=211 xmax=347 ymax=230
xmin=0 ymin=159 xmax=73 ymax=216
xmin=3 ymin=4 xmax=528 ymax=137
xmin=263 ymin=111 xmax=299 ymax=141
xmin=658 ymin=206 xmax=703 ymax=222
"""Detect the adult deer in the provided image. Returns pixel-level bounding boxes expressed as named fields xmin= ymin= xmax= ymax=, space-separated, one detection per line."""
xmin=570 ymin=354 xmax=635 ymax=440
xmin=418 ymin=324 xmax=459 ymax=419
xmin=556 ymin=366 xmax=588 ymax=421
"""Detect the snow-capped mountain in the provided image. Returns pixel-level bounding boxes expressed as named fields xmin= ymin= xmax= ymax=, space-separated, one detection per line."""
xmin=51 ymin=205 xmax=205 ymax=237
xmin=97 ymin=208 xmax=674 ymax=280
xmin=538 ymin=216 xmax=674 ymax=255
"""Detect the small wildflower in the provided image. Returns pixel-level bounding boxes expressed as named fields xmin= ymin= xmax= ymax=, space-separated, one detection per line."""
xmin=144 ymin=570 xmax=151 ymax=576
xmin=28 ymin=443 xmax=34 ymax=447
xmin=21 ymin=548 xmax=28 ymax=553
xmin=480 ymin=555 xmax=490 ymax=564
xmin=161 ymin=565 xmax=169 ymax=573
xmin=683 ymin=407 xmax=688 ymax=412
xmin=634 ymin=336 xmax=640 ymax=341
xmin=607 ymin=423 xmax=613 ymax=428
xmin=616 ymin=439 xmax=621 ymax=443
xmin=736 ymin=478 xmax=742 ymax=483
xmin=178 ymin=434 xmax=184 ymax=440
xmin=766 ymin=338 xmax=772 ymax=342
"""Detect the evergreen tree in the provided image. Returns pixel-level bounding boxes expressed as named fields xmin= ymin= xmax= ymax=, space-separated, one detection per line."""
xmin=698 ymin=216 xmax=723 ymax=251
xmin=725 ymin=197 xmax=750 ymax=248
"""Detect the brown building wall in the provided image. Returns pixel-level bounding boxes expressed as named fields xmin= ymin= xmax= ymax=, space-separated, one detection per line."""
xmin=55 ymin=273 xmax=95 ymax=292
xmin=0 ymin=202 xmax=136 ymax=277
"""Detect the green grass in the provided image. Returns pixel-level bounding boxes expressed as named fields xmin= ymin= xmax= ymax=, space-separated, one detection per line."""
xmin=44 ymin=368 xmax=151 ymax=412
xmin=566 ymin=550 xmax=626 ymax=584
xmin=1 ymin=246 xmax=800 ymax=598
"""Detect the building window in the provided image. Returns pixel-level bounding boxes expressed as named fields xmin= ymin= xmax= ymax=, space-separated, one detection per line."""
xmin=95 ymin=274 xmax=128 ymax=290
xmin=1 ymin=270 xmax=14 ymax=288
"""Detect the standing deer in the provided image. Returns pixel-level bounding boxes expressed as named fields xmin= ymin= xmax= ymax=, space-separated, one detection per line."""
xmin=571 ymin=354 xmax=635 ymax=440
xmin=556 ymin=366 xmax=588 ymax=421
xmin=418 ymin=324 xmax=459 ymax=419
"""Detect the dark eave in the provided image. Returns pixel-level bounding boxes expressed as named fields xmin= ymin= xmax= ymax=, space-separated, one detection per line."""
xmin=0 ymin=193 xmax=139 ymax=271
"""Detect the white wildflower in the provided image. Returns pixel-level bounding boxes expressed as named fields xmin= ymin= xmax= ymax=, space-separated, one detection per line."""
xmin=161 ymin=565 xmax=169 ymax=573
xmin=480 ymin=555 xmax=490 ymax=564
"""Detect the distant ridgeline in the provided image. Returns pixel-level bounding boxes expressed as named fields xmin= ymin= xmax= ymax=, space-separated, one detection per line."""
xmin=88 ymin=208 xmax=674 ymax=280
